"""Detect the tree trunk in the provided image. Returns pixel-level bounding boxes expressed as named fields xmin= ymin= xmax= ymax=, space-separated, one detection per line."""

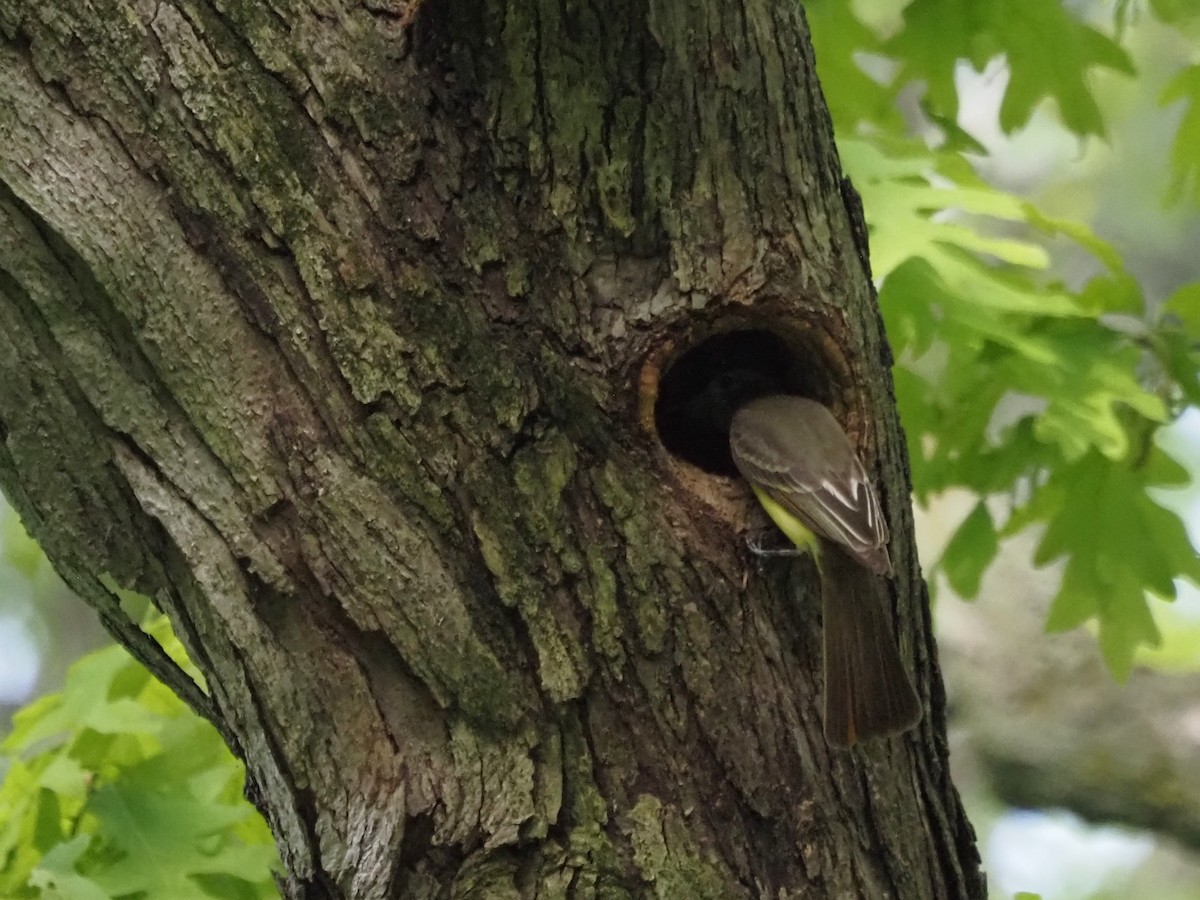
xmin=0 ymin=2 xmax=983 ymax=898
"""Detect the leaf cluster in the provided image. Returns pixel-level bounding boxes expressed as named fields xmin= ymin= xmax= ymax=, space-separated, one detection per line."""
xmin=809 ymin=0 xmax=1200 ymax=675
xmin=1 ymin=3 xmax=1199 ymax=895
xmin=0 ymin=617 xmax=280 ymax=900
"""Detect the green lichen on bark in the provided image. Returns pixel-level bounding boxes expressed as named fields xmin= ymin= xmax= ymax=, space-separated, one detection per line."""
xmin=592 ymin=462 xmax=672 ymax=654
xmin=447 ymin=721 xmax=537 ymax=848
xmin=524 ymin=721 xmax=564 ymax=841
xmin=447 ymin=855 xmax=522 ymax=900
xmin=504 ymin=256 xmax=532 ymax=298
xmin=401 ymin=289 xmax=534 ymax=442
xmin=325 ymin=293 xmax=429 ymax=407
xmin=559 ymin=710 xmax=623 ymax=879
xmin=360 ymin=413 xmax=457 ymax=529
xmin=584 ymin=544 xmax=625 ymax=671
xmin=0 ymin=0 xmax=983 ymax=894
xmin=459 ymin=190 xmax=508 ymax=274
xmin=150 ymin=4 xmax=342 ymax=237
xmin=484 ymin=0 xmax=646 ymax=237
xmin=468 ymin=430 xmax=593 ymax=703
xmin=511 ymin=430 xmax=581 ymax=554
xmin=623 ymin=795 xmax=738 ymax=899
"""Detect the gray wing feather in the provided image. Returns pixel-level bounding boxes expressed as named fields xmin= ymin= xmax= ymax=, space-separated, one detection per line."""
xmin=730 ymin=396 xmax=891 ymax=575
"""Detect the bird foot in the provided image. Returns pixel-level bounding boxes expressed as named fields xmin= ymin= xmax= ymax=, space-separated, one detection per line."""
xmin=745 ymin=530 xmax=801 ymax=557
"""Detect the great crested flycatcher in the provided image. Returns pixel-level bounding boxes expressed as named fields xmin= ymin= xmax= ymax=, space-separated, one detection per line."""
xmin=729 ymin=394 xmax=921 ymax=746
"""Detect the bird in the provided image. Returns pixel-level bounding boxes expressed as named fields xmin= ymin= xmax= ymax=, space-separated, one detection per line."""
xmin=729 ymin=393 xmax=921 ymax=747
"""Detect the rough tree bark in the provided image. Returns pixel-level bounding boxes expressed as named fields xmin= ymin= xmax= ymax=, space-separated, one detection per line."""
xmin=0 ymin=2 xmax=983 ymax=898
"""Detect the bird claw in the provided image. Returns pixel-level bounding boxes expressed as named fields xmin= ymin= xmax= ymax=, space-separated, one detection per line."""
xmin=745 ymin=530 xmax=801 ymax=557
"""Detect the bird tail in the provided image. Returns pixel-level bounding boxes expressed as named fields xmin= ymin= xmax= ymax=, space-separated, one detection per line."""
xmin=819 ymin=541 xmax=922 ymax=747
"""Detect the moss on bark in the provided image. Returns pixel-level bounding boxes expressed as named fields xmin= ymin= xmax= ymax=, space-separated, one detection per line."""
xmin=0 ymin=0 xmax=982 ymax=897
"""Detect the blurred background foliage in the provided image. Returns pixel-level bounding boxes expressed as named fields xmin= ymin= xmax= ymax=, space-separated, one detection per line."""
xmin=0 ymin=517 xmax=280 ymax=899
xmin=2 ymin=0 xmax=1198 ymax=897
xmin=808 ymin=1 xmax=1200 ymax=897
xmin=811 ymin=0 xmax=1200 ymax=679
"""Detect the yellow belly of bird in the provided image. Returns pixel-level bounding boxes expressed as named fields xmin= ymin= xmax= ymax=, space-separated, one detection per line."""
xmin=750 ymin=486 xmax=821 ymax=562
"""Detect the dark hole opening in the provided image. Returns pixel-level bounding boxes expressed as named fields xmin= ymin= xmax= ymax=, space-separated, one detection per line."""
xmin=653 ymin=329 xmax=817 ymax=475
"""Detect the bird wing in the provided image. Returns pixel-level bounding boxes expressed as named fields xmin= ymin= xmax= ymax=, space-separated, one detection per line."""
xmin=730 ymin=396 xmax=891 ymax=575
